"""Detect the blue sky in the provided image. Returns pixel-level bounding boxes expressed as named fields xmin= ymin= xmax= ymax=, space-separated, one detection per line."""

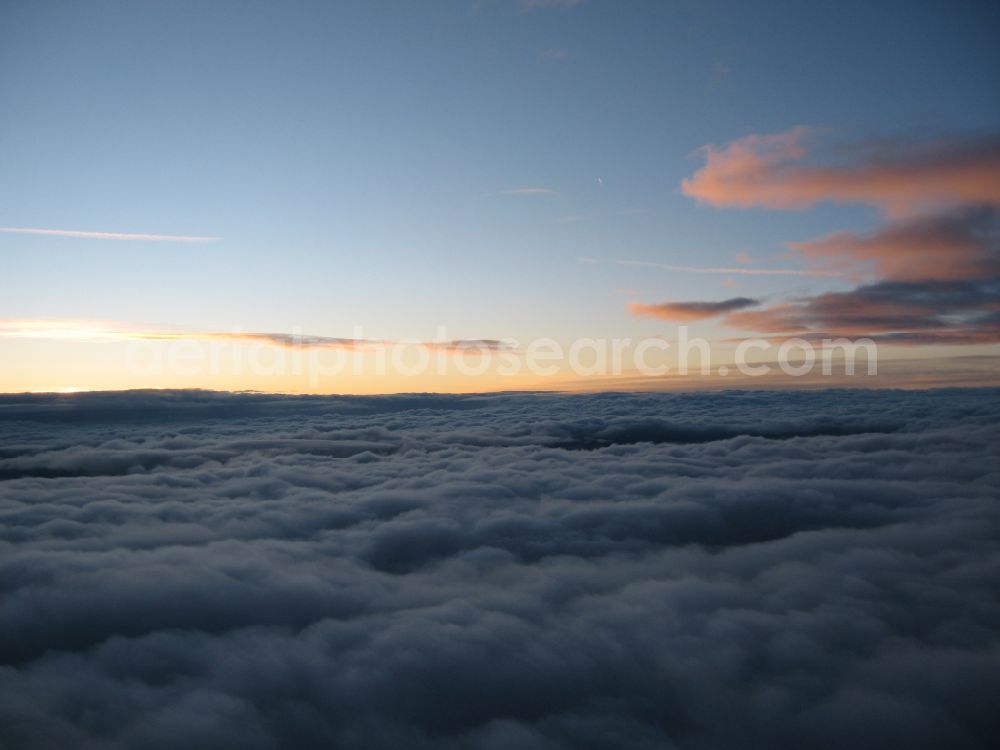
xmin=1 ymin=0 xmax=998 ymax=390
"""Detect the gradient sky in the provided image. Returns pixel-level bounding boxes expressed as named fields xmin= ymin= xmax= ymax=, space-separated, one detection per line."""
xmin=2 ymin=0 xmax=998 ymax=392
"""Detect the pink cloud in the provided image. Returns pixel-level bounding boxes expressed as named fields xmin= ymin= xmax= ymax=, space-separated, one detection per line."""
xmin=632 ymin=130 xmax=1000 ymax=346
xmin=681 ymin=129 xmax=1000 ymax=215
xmin=788 ymin=206 xmax=1000 ymax=282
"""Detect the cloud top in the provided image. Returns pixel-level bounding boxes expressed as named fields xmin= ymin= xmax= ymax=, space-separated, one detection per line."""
xmin=1 ymin=388 xmax=998 ymax=748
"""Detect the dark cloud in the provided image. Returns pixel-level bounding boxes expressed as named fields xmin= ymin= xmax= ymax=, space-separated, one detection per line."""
xmin=1 ymin=389 xmax=999 ymax=748
xmin=724 ymin=278 xmax=1000 ymax=344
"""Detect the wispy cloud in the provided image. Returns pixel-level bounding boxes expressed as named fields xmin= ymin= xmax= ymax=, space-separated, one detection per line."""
xmin=494 ymin=187 xmax=556 ymax=196
xmin=520 ymin=0 xmax=584 ymax=9
xmin=587 ymin=258 xmax=840 ymax=277
xmin=540 ymin=48 xmax=572 ymax=61
xmin=0 ymin=227 xmax=220 ymax=243
xmin=0 ymin=320 xmax=516 ymax=353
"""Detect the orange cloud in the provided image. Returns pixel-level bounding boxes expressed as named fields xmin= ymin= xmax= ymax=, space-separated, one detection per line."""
xmin=629 ymin=297 xmax=759 ymax=321
xmin=681 ymin=129 xmax=1000 ymax=215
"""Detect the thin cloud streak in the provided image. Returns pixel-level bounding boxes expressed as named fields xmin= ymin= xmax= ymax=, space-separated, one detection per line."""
xmin=540 ymin=48 xmax=572 ymax=61
xmin=520 ymin=0 xmax=584 ymax=8
xmin=493 ymin=187 xmax=555 ymax=196
xmin=610 ymin=258 xmax=841 ymax=277
xmin=0 ymin=227 xmax=220 ymax=243
xmin=0 ymin=320 xmax=515 ymax=353
xmin=630 ymin=297 xmax=759 ymax=322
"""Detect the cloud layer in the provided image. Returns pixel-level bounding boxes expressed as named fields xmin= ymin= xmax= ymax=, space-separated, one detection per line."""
xmin=1 ymin=389 xmax=998 ymax=749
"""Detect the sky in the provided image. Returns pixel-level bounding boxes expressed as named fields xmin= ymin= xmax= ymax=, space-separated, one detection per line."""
xmin=1 ymin=0 xmax=998 ymax=393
